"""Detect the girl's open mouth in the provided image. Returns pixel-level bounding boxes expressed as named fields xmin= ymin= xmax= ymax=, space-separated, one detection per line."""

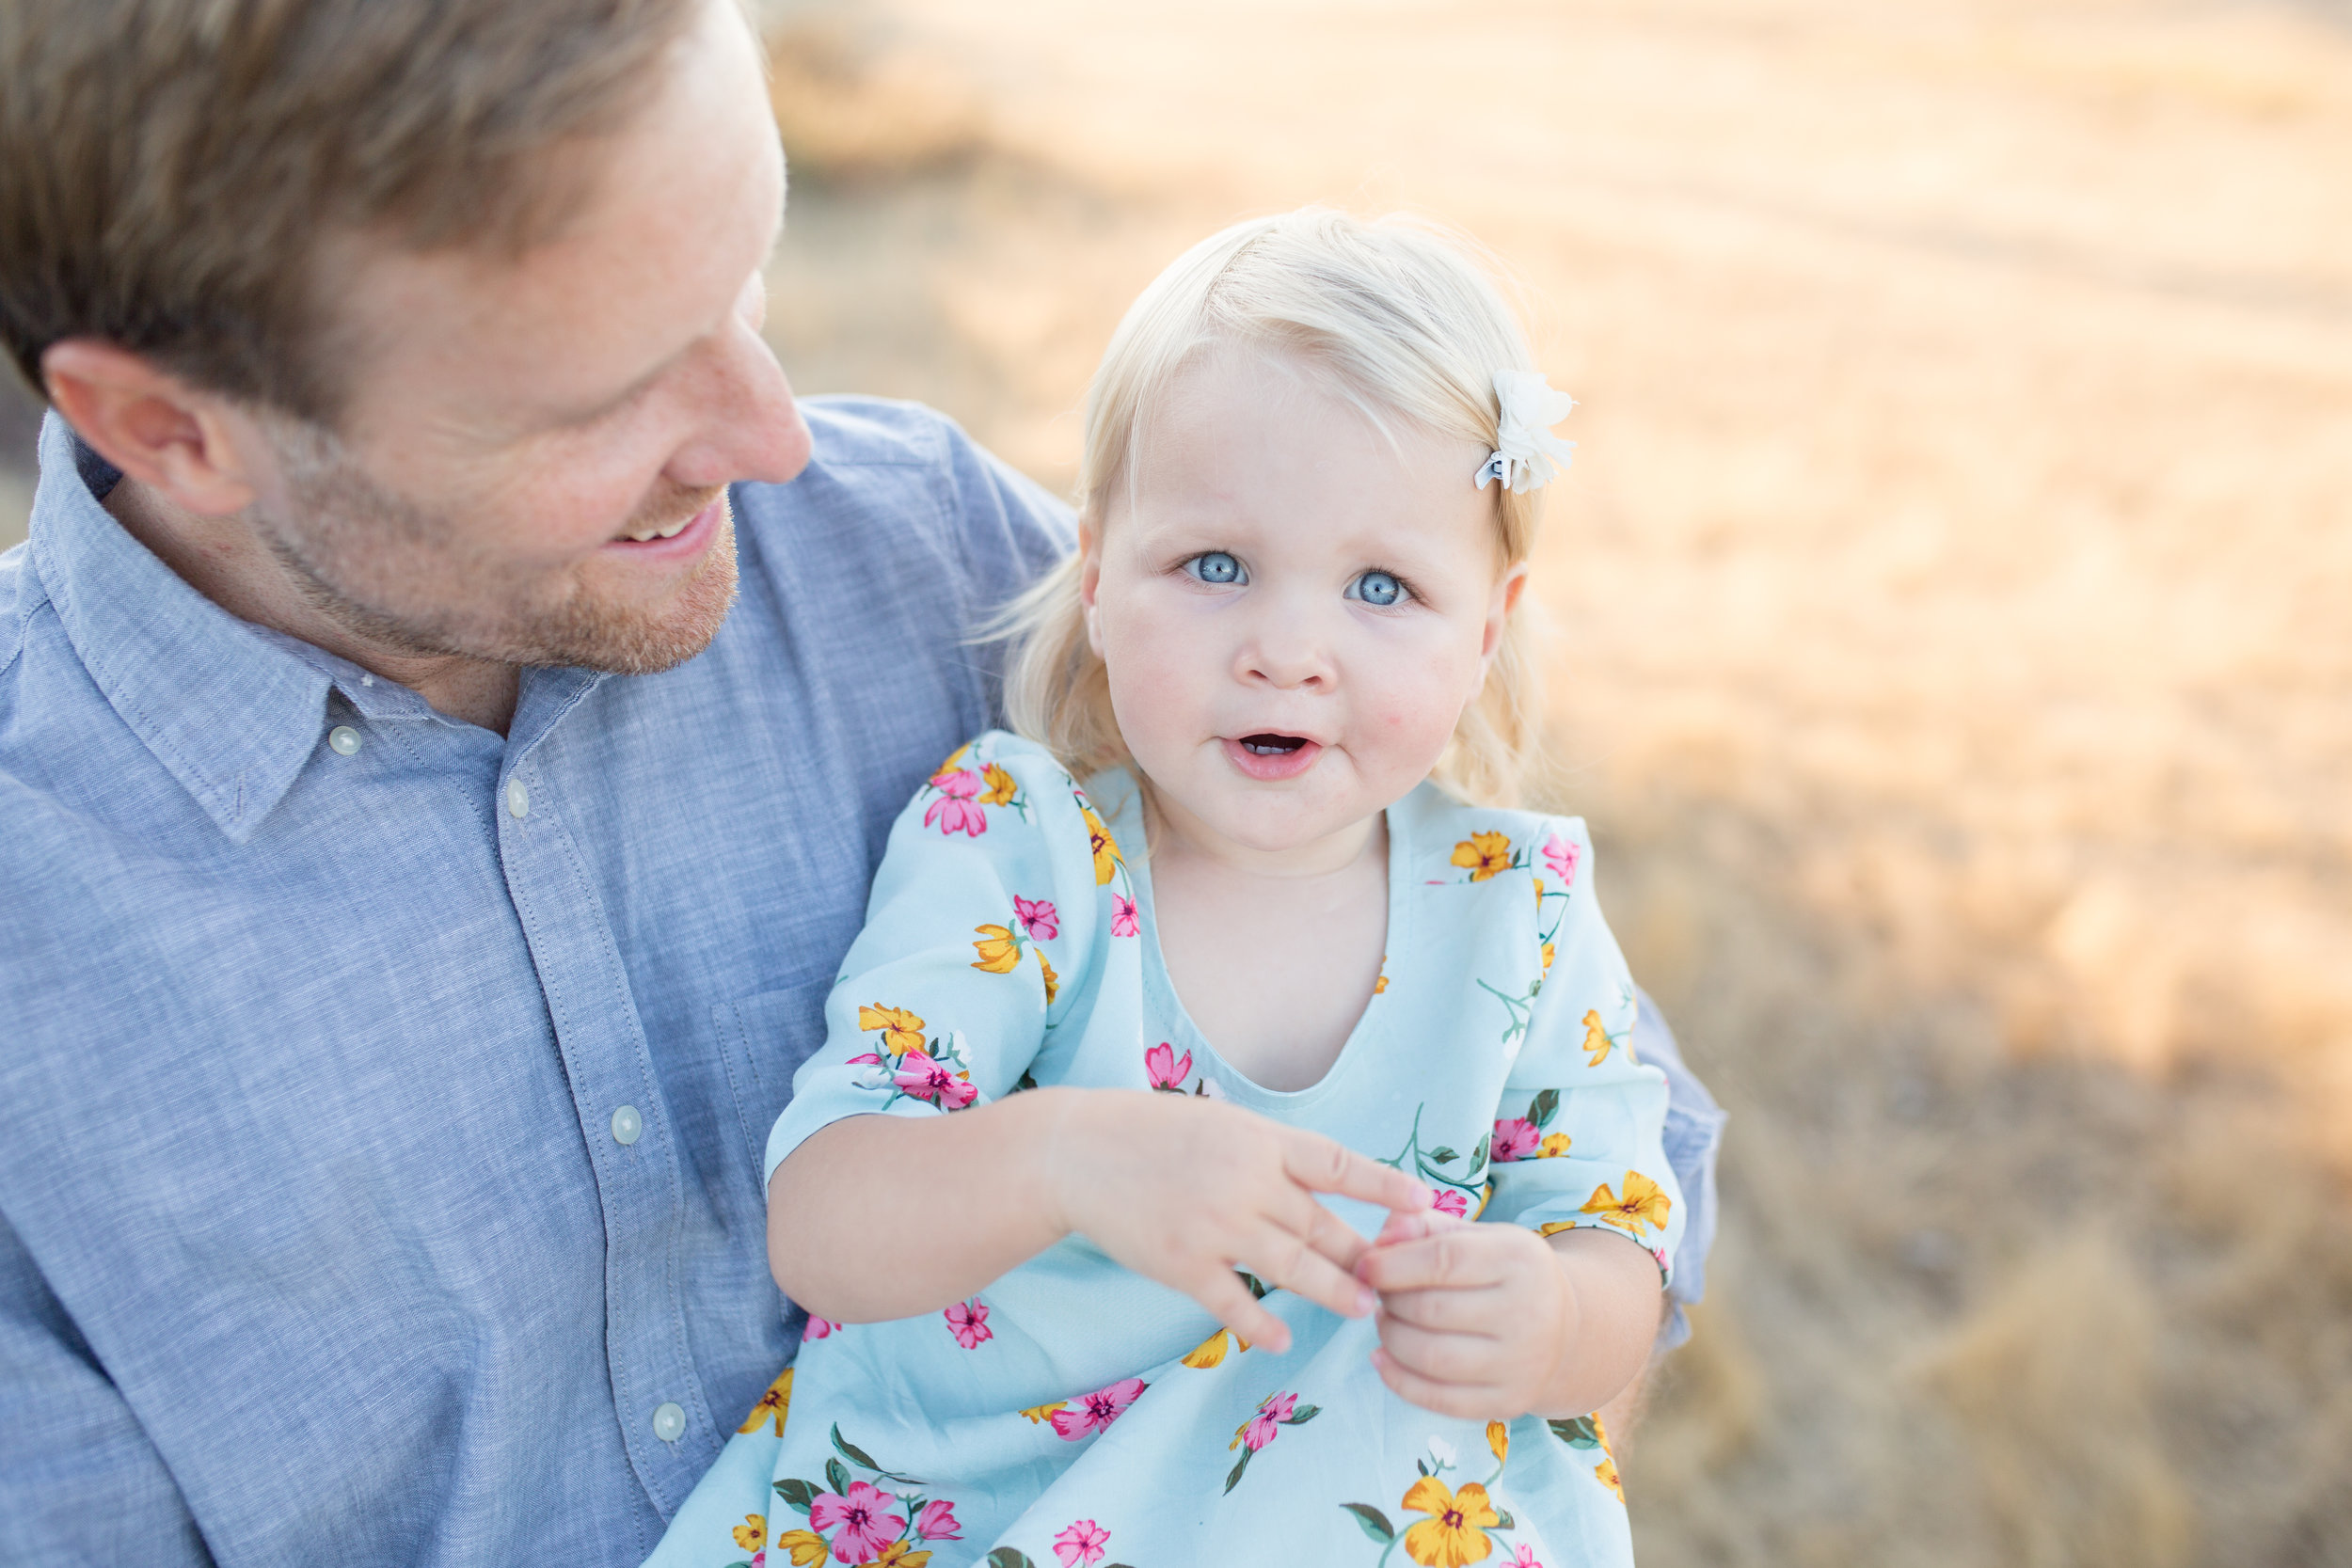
xmin=1223 ymin=734 xmax=1322 ymax=781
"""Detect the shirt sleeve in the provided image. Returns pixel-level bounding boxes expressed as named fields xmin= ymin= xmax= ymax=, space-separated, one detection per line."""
xmin=764 ymin=733 xmax=1104 ymax=1183
xmin=0 ymin=1211 xmax=214 ymax=1568
xmin=1477 ymin=818 xmax=1687 ymax=1288
xmin=1629 ymin=988 xmax=1726 ymax=1354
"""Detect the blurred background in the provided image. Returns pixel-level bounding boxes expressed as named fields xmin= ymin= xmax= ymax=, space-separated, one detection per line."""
xmin=5 ymin=0 xmax=2347 ymax=1560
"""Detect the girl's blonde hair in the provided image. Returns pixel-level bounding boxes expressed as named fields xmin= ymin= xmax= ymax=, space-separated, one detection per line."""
xmin=997 ymin=207 xmax=1554 ymax=807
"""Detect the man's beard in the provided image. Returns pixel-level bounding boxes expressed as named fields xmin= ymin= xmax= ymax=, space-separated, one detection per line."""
xmin=254 ymin=420 xmax=739 ymax=675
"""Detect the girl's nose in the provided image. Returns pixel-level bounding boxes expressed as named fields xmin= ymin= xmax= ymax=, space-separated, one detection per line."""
xmin=1236 ymin=603 xmax=1336 ymax=690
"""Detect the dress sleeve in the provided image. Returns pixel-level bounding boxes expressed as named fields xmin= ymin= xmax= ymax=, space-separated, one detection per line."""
xmin=764 ymin=733 xmax=1104 ymax=1183
xmin=1477 ymin=818 xmax=1687 ymax=1287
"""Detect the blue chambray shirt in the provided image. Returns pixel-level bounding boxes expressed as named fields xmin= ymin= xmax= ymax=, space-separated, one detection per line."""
xmin=0 ymin=399 xmax=1722 ymax=1567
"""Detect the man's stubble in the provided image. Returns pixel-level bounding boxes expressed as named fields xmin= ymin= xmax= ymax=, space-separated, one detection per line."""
xmin=255 ymin=420 xmax=740 ymax=677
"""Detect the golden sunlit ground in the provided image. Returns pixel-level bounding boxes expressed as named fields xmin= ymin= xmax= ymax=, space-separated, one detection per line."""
xmin=3 ymin=1 xmax=2345 ymax=1560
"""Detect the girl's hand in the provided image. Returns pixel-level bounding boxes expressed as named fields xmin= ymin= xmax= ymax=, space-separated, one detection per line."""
xmin=1041 ymin=1087 xmax=1430 ymax=1354
xmin=1355 ymin=1209 xmax=1663 ymax=1419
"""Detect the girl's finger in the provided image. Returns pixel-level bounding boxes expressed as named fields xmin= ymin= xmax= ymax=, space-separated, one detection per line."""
xmin=1369 ymin=1345 xmax=1505 ymax=1421
xmin=1374 ymin=1282 xmax=1508 ymax=1336
xmin=1279 ymin=1186 xmax=1373 ymax=1275
xmin=1195 ymin=1269 xmax=1291 ymax=1355
xmin=1356 ymin=1227 xmax=1508 ymax=1295
xmin=1281 ymin=1133 xmax=1429 ymax=1212
xmin=1241 ymin=1226 xmax=1379 ymax=1322
xmin=1375 ymin=1314 xmax=1495 ymax=1384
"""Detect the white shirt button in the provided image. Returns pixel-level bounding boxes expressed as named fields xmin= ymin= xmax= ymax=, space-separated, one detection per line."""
xmin=651 ymin=1402 xmax=686 ymax=1443
xmin=326 ymin=726 xmax=361 ymax=756
xmin=505 ymin=778 xmax=530 ymax=818
xmin=611 ymin=1104 xmax=643 ymax=1146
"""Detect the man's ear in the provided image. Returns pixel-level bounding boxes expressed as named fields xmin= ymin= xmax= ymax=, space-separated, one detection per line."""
xmin=1481 ymin=561 xmax=1530 ymax=665
xmin=1077 ymin=517 xmax=1106 ymax=657
xmin=40 ymin=341 xmax=262 ymax=517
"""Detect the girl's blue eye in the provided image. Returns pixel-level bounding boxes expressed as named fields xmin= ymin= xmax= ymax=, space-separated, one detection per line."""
xmin=1186 ymin=551 xmax=1245 ymax=585
xmin=1348 ymin=569 xmax=1406 ymax=607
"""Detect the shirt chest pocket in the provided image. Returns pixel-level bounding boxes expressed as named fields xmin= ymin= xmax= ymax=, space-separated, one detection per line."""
xmin=710 ymin=974 xmax=837 ymax=1185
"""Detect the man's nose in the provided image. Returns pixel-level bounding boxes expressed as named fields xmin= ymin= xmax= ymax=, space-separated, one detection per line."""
xmin=665 ymin=311 xmax=811 ymax=490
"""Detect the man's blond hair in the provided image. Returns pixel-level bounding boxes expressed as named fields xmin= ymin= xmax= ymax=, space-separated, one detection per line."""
xmin=0 ymin=0 xmax=706 ymax=421
xmin=997 ymin=208 xmax=1554 ymax=807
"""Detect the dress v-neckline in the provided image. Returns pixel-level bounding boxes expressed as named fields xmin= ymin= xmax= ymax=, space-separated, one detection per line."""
xmin=1095 ymin=768 xmax=1412 ymax=1110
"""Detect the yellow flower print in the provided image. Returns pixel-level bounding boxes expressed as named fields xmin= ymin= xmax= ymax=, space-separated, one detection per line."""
xmin=979 ymin=762 xmax=1019 ymax=806
xmin=1595 ymin=1454 xmax=1625 ymax=1503
xmin=1083 ymin=803 xmax=1123 ymax=885
xmin=734 ymin=1514 xmax=769 ymax=1552
xmin=934 ymin=743 xmax=972 ymax=776
xmin=875 ymin=1544 xmax=933 ymax=1568
xmin=1581 ymin=1171 xmax=1672 ymax=1238
xmin=1486 ymin=1420 xmax=1509 ymax=1465
xmin=1374 ymin=955 xmax=1390 ymax=995
xmin=738 ymin=1367 xmax=793 ymax=1434
xmin=1537 ymin=1220 xmax=1578 ymax=1238
xmin=1181 ymin=1327 xmax=1251 ymax=1369
xmin=777 ymin=1528 xmax=831 ymax=1566
xmin=1541 ymin=941 xmax=1555 ymax=974
xmin=971 ymin=924 xmax=1021 ymax=974
xmin=1400 ymin=1474 xmax=1500 ymax=1566
xmin=1451 ymin=831 xmax=1514 ymax=881
xmin=858 ymin=1005 xmax=927 ymax=1057
xmin=1020 ymin=1400 xmax=1068 ymax=1424
xmin=1538 ymin=1132 xmax=1572 ymax=1159
xmin=1036 ymin=947 xmax=1059 ymax=1005
xmin=1596 ymin=1415 xmax=1614 ymax=1456
xmin=1581 ymin=1009 xmax=1613 ymax=1067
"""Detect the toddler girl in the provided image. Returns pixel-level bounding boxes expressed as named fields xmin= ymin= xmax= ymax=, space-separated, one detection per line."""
xmin=650 ymin=208 xmax=1683 ymax=1568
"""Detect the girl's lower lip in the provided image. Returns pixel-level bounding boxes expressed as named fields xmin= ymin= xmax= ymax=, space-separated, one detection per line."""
xmin=1221 ymin=736 xmax=1323 ymax=782
xmin=601 ymin=496 xmax=724 ymax=562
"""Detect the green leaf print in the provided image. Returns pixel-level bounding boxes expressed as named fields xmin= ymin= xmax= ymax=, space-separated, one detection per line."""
xmin=823 ymin=1456 xmax=850 ymax=1497
xmin=1340 ymin=1503 xmax=1396 ymax=1543
xmin=1284 ymin=1404 xmax=1321 ymax=1424
xmin=772 ymin=1477 xmax=819 ymax=1513
xmin=831 ymin=1424 xmax=880 ymax=1470
xmin=1225 ymin=1449 xmax=1252 ymax=1494
xmin=1429 ymin=1147 xmax=1457 ymax=1164
xmin=1549 ymin=1415 xmax=1603 ymax=1449
xmin=1529 ymin=1087 xmax=1561 ymax=1129
xmin=986 ymin=1550 xmax=1038 ymax=1568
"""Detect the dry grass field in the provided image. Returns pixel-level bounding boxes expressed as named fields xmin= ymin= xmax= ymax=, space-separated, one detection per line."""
xmin=3 ymin=1 xmax=2345 ymax=1560
xmin=751 ymin=1 xmax=2352 ymax=1563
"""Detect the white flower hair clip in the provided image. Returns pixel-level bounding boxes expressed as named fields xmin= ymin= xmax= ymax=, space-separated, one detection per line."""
xmin=1475 ymin=369 xmax=1578 ymax=493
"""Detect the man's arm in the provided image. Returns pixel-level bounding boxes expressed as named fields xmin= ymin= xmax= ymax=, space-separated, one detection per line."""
xmin=0 ymin=1211 xmax=212 ymax=1567
xmin=1597 ymin=988 xmax=1727 ymax=1444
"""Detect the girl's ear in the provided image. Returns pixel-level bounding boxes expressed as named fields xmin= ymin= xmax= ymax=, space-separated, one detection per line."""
xmin=1480 ymin=562 xmax=1530 ymax=666
xmin=1078 ymin=517 xmax=1107 ymax=657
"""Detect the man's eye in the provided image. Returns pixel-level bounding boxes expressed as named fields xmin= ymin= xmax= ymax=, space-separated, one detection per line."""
xmin=1347 ymin=569 xmax=1407 ymax=607
xmin=1185 ymin=551 xmax=1246 ymax=585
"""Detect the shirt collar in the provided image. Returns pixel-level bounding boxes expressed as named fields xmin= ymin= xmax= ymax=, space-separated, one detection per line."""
xmin=30 ymin=410 xmax=343 ymax=844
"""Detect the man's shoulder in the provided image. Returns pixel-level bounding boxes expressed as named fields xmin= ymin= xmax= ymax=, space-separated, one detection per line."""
xmin=794 ymin=394 xmax=965 ymax=471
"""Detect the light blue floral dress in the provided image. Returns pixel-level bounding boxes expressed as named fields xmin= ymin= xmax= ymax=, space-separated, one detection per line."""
xmin=647 ymin=732 xmax=1683 ymax=1568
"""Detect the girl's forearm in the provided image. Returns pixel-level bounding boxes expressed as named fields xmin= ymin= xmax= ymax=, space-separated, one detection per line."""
xmin=1534 ymin=1228 xmax=1667 ymax=1418
xmin=765 ymin=1089 xmax=1078 ymax=1322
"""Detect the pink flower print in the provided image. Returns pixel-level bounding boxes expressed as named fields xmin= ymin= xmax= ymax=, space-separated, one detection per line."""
xmin=946 ymin=1298 xmax=993 ymax=1349
xmin=1490 ymin=1117 xmax=1540 ymax=1164
xmin=1049 ymin=1376 xmax=1146 ymax=1440
xmin=1431 ymin=1187 xmax=1470 ymax=1218
xmin=1053 ymin=1519 xmax=1111 ymax=1567
xmin=922 ymin=769 xmax=988 ymax=837
xmin=914 ymin=1498 xmax=962 ymax=1541
xmin=1240 ymin=1390 xmax=1296 ymax=1451
xmin=1510 ymin=1548 xmax=1547 ymax=1568
xmin=1144 ymin=1041 xmax=1194 ymax=1091
xmin=808 ymin=1480 xmax=904 ymax=1564
xmin=894 ymin=1049 xmax=978 ymax=1110
xmin=1542 ymin=833 xmax=1581 ymax=889
xmin=1111 ymin=895 xmax=1139 ymax=938
xmin=803 ymin=1316 xmax=839 ymax=1341
xmin=1013 ymin=895 xmax=1059 ymax=940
